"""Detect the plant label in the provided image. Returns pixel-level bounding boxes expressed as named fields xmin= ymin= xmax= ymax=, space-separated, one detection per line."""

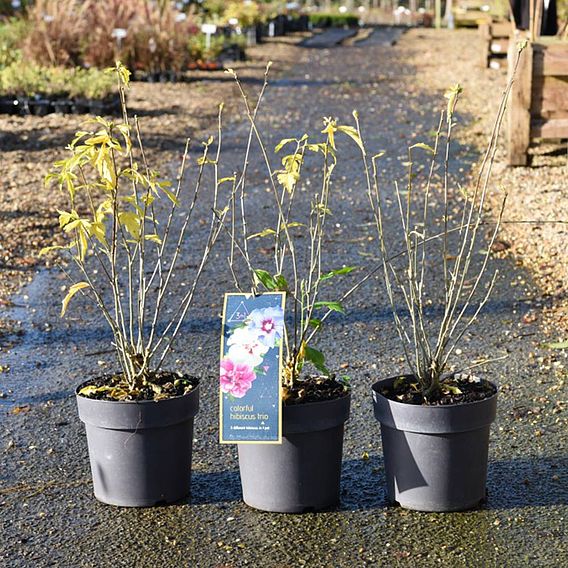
xmin=201 ymin=23 xmax=217 ymax=35
xmin=219 ymin=292 xmax=285 ymax=444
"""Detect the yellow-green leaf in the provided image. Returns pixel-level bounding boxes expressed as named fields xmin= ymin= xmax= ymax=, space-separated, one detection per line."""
xmin=78 ymin=384 xmax=114 ymax=397
xmin=275 ymin=138 xmax=296 ymax=153
xmin=89 ymin=221 xmax=108 ymax=247
xmin=161 ymin=186 xmax=179 ymax=206
xmin=118 ymin=211 xmax=141 ymax=240
xmin=410 ymin=142 xmax=435 ymax=154
xmin=321 ymin=118 xmax=337 ymax=150
xmin=145 ymin=234 xmax=162 ymax=244
xmin=248 ymin=228 xmax=276 ymax=239
xmin=218 ymin=176 xmax=236 ymax=184
xmin=337 ymin=125 xmax=364 ymax=152
xmin=277 ymin=171 xmax=299 ymax=193
xmin=61 ymin=282 xmax=89 ymax=317
xmin=38 ymin=244 xmax=74 ymax=257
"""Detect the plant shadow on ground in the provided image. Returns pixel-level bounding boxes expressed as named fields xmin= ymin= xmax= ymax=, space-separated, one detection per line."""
xmin=486 ymin=457 xmax=568 ymax=509
xmin=8 ymin=295 xmax=532 ymax=356
xmin=339 ymin=455 xmax=568 ymax=512
xmin=341 ymin=455 xmax=568 ymax=512
xmin=0 ymin=129 xmax=79 ymax=153
xmin=126 ymin=105 xmax=183 ymax=118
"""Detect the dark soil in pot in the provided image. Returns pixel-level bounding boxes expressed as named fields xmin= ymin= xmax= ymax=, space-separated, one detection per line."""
xmin=76 ymin=373 xmax=199 ymax=507
xmin=379 ymin=373 xmax=497 ymax=405
xmin=372 ymin=374 xmax=498 ymax=512
xmin=238 ymin=376 xmax=350 ymax=514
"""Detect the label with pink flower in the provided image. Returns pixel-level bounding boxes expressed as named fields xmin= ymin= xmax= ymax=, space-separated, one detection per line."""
xmin=219 ymin=292 xmax=285 ymax=443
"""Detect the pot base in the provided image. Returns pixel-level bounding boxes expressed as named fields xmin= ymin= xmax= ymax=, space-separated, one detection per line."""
xmin=382 ymin=424 xmax=492 ymax=512
xmin=238 ymin=394 xmax=350 ymax=513
xmin=238 ymin=426 xmax=344 ymax=513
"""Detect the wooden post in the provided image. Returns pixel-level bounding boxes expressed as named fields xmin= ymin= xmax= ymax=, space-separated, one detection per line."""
xmin=435 ymin=0 xmax=441 ymax=29
xmin=479 ymin=22 xmax=491 ymax=67
xmin=507 ymin=41 xmax=533 ymax=166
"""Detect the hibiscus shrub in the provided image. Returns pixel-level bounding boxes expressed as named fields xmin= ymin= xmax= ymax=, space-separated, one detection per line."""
xmin=223 ymin=65 xmax=360 ymax=395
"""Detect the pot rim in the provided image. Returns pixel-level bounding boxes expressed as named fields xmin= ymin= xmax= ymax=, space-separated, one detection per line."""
xmin=372 ymin=374 xmax=498 ymax=434
xmin=372 ymin=373 xmax=498 ymax=409
xmin=281 ymin=390 xmax=351 ymax=435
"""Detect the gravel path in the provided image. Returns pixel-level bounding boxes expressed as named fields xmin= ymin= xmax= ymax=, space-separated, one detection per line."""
xmin=1 ymin=28 xmax=566 ymax=567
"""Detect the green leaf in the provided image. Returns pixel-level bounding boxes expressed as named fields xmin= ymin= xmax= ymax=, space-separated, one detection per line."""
xmin=61 ymin=282 xmax=89 ymax=317
xmin=313 ymin=301 xmax=345 ymax=314
xmin=274 ymin=274 xmax=288 ymax=291
xmin=308 ymin=318 xmax=322 ymax=330
xmin=320 ymin=266 xmax=357 ymax=282
xmin=304 ymin=346 xmax=330 ymax=376
xmin=254 ymin=269 xmax=277 ymax=291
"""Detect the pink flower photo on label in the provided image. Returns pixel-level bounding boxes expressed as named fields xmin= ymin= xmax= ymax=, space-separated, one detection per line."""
xmin=219 ymin=357 xmax=257 ymax=398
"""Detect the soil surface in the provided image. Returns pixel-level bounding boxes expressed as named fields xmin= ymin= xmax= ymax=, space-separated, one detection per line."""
xmin=379 ymin=374 xmax=497 ymax=405
xmin=78 ymin=373 xmax=199 ymax=402
xmin=283 ymin=375 xmax=350 ymax=405
xmin=1 ymin=27 xmax=567 ymax=567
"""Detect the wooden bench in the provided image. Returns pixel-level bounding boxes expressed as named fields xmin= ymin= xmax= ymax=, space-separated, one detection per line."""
xmin=479 ymin=20 xmax=513 ymax=68
xmin=507 ymin=39 xmax=568 ymax=166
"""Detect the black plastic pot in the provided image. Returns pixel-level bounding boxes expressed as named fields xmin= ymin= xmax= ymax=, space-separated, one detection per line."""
xmin=372 ymin=375 xmax=497 ymax=512
xmin=255 ymin=23 xmax=264 ymax=44
xmin=72 ymin=98 xmax=90 ymax=114
xmin=76 ymin=381 xmax=199 ymax=507
xmin=24 ymin=96 xmax=52 ymax=116
xmin=0 ymin=96 xmax=17 ymax=115
xmin=237 ymin=393 xmax=350 ymax=513
xmin=244 ymin=27 xmax=257 ymax=47
xmin=52 ymin=99 xmax=73 ymax=114
xmin=274 ymin=14 xmax=287 ymax=35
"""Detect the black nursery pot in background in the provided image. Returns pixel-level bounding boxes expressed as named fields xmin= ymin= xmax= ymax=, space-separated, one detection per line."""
xmin=372 ymin=375 xmax=498 ymax=512
xmin=76 ymin=382 xmax=200 ymax=507
xmin=237 ymin=393 xmax=350 ymax=513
